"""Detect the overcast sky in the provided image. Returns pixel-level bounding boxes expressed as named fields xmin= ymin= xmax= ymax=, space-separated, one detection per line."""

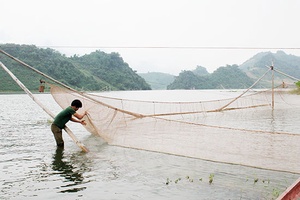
xmin=1 ymin=0 xmax=300 ymax=75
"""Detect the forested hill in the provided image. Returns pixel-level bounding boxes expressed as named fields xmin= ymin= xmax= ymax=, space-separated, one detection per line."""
xmin=239 ymin=50 xmax=300 ymax=86
xmin=0 ymin=44 xmax=151 ymax=92
xmin=167 ymin=65 xmax=254 ymax=90
xmin=2 ymin=44 xmax=299 ymax=92
xmin=166 ymin=51 xmax=300 ymax=90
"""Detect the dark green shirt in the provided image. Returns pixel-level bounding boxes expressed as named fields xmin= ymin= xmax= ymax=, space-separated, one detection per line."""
xmin=53 ymin=106 xmax=76 ymax=129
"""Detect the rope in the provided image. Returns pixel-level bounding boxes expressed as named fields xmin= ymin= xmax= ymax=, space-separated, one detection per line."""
xmin=34 ymin=45 xmax=300 ymax=50
xmin=156 ymin=115 xmax=300 ymax=137
xmin=144 ymin=104 xmax=270 ymax=117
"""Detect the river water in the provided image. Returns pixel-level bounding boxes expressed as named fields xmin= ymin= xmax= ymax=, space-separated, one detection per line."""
xmin=0 ymin=91 xmax=299 ymax=200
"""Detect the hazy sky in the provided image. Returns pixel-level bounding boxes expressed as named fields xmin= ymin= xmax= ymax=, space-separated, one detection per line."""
xmin=1 ymin=0 xmax=300 ymax=75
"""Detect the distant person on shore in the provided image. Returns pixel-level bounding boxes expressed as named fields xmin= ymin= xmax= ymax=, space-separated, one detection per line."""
xmin=51 ymin=99 xmax=87 ymax=147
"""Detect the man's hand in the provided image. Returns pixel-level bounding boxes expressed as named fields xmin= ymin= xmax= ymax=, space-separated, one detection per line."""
xmin=80 ymin=120 xmax=87 ymax=125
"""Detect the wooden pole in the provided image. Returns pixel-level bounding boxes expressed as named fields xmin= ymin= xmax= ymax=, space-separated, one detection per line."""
xmin=215 ymin=68 xmax=272 ymax=111
xmin=0 ymin=62 xmax=89 ymax=152
xmin=274 ymin=68 xmax=300 ymax=82
xmin=271 ymin=65 xmax=274 ymax=109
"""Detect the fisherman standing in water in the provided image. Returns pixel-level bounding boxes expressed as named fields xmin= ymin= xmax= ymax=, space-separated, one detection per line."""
xmin=51 ymin=99 xmax=87 ymax=147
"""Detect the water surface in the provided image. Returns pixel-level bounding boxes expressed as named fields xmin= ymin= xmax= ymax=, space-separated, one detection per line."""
xmin=0 ymin=91 xmax=299 ymax=200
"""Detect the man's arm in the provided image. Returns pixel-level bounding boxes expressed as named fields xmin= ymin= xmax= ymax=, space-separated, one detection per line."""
xmin=73 ymin=111 xmax=87 ymax=120
xmin=70 ymin=117 xmax=86 ymax=125
xmin=71 ymin=111 xmax=87 ymax=125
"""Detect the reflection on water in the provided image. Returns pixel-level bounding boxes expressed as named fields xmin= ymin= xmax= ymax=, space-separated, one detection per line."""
xmin=52 ymin=147 xmax=86 ymax=193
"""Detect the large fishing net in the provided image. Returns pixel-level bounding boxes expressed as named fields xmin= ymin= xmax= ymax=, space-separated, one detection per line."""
xmin=50 ymin=84 xmax=300 ymax=174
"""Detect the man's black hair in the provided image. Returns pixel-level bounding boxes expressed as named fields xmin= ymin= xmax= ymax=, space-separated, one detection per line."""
xmin=71 ymin=99 xmax=82 ymax=108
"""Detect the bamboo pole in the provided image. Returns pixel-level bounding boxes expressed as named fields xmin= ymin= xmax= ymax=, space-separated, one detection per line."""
xmin=215 ymin=68 xmax=272 ymax=111
xmin=273 ymin=68 xmax=300 ymax=82
xmin=271 ymin=65 xmax=274 ymax=109
xmin=0 ymin=62 xmax=89 ymax=152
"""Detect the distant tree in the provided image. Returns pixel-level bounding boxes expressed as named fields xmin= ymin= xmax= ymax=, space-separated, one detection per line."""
xmin=209 ymin=65 xmax=254 ymax=89
xmin=167 ymin=70 xmax=208 ymax=89
xmin=193 ymin=66 xmax=209 ymax=76
xmin=167 ymin=65 xmax=254 ymax=90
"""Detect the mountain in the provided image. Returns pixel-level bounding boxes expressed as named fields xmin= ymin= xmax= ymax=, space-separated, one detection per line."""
xmin=139 ymin=67 xmax=209 ymax=90
xmin=0 ymin=44 xmax=151 ymax=92
xmin=1 ymin=44 xmax=299 ymax=92
xmin=239 ymin=50 xmax=300 ymax=87
xmin=167 ymin=51 xmax=300 ymax=90
xmin=138 ymin=72 xmax=175 ymax=90
xmin=210 ymin=65 xmax=254 ymax=89
xmin=167 ymin=65 xmax=253 ymax=90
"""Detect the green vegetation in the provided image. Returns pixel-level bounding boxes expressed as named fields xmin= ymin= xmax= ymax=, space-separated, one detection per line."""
xmin=290 ymin=81 xmax=300 ymax=94
xmin=166 ymin=51 xmax=300 ymax=90
xmin=0 ymin=44 xmax=151 ymax=92
xmin=164 ymin=174 xmax=285 ymax=199
xmin=167 ymin=65 xmax=253 ymax=89
xmin=192 ymin=65 xmax=210 ymax=76
xmin=296 ymin=81 xmax=300 ymax=88
xmin=209 ymin=173 xmax=214 ymax=184
xmin=2 ymin=44 xmax=299 ymax=92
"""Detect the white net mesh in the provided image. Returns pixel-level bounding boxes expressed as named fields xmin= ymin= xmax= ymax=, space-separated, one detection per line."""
xmin=50 ymin=84 xmax=300 ymax=174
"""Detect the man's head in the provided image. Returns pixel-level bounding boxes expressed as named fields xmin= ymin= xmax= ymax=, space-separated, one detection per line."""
xmin=71 ymin=99 xmax=82 ymax=109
